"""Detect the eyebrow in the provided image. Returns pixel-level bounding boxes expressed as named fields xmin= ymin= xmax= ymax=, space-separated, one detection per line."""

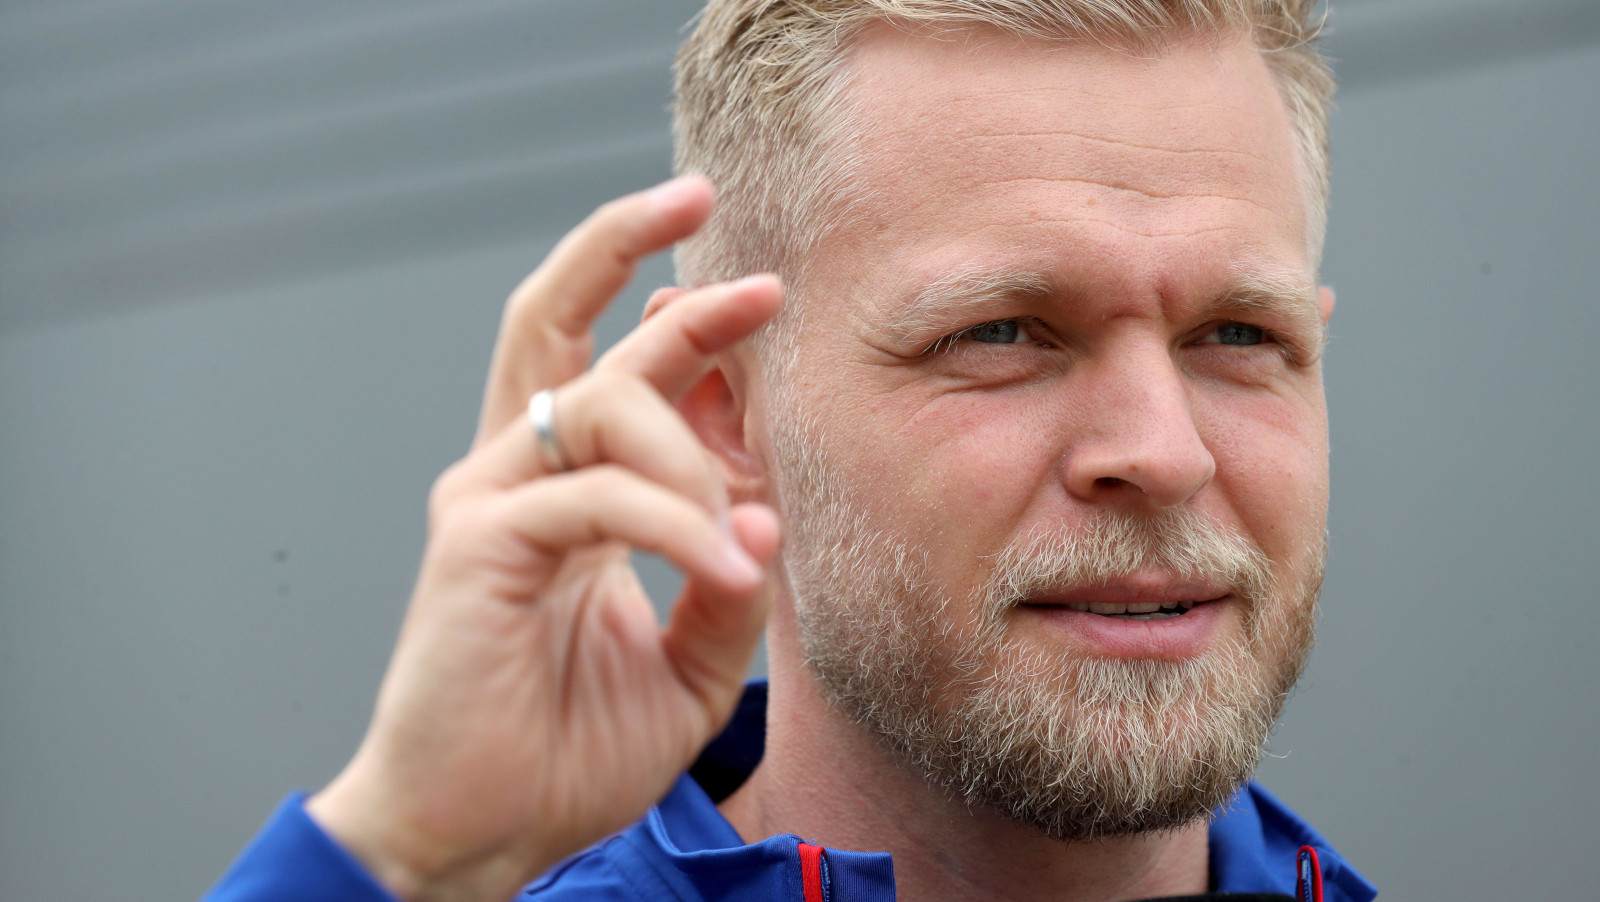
xmin=1214 ymin=266 xmax=1326 ymax=355
xmin=881 ymin=263 xmax=1324 ymax=353
xmin=883 ymin=267 xmax=1058 ymax=345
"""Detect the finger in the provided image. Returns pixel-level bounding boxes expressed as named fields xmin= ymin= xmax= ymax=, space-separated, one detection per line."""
xmin=475 ymin=175 xmax=716 ymax=444
xmin=662 ymin=502 xmax=780 ymax=707
xmin=442 ymin=371 xmax=728 ymax=515
xmin=641 ymin=287 xmax=687 ymax=322
xmin=488 ymin=466 xmax=764 ymax=597
xmin=597 ymin=274 xmax=782 ymax=403
xmin=522 ymin=176 xmax=714 ymax=338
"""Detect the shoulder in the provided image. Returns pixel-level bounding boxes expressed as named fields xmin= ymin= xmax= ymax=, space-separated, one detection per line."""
xmin=1211 ymin=781 xmax=1377 ymax=902
xmin=521 ymin=837 xmax=641 ymax=901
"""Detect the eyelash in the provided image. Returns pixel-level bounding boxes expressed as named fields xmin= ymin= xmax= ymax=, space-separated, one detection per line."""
xmin=926 ymin=317 xmax=1050 ymax=355
xmin=1197 ymin=321 xmax=1317 ymax=366
xmin=925 ymin=319 xmax=1303 ymax=361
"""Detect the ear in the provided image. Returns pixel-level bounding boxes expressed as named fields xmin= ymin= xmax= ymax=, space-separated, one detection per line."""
xmin=642 ymin=286 xmax=687 ymax=321
xmin=679 ymin=357 xmax=769 ymax=504
xmin=1317 ymin=285 xmax=1336 ymax=323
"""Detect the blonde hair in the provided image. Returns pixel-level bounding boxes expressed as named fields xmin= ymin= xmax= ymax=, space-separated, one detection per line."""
xmin=672 ymin=0 xmax=1335 ymax=319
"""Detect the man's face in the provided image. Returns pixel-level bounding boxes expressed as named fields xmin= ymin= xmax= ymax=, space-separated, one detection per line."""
xmin=759 ymin=26 xmax=1331 ymax=838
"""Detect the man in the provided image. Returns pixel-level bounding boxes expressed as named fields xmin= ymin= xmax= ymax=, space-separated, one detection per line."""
xmin=207 ymin=1 xmax=1376 ymax=900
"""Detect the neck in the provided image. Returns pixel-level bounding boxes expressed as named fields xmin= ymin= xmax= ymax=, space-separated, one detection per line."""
xmin=719 ymin=631 xmax=1210 ymax=902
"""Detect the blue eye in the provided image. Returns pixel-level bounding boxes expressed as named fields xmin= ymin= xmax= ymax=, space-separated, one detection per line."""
xmin=967 ymin=320 xmax=1021 ymax=344
xmin=1214 ymin=322 xmax=1265 ymax=345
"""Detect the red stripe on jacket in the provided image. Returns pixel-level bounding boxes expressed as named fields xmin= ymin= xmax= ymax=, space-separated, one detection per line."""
xmin=798 ymin=842 xmax=825 ymax=902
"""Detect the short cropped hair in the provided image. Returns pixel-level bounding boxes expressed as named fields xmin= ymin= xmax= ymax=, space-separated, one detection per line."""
xmin=672 ymin=0 xmax=1335 ymax=331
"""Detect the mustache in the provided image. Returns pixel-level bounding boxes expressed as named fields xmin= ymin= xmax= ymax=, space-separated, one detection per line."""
xmin=981 ymin=507 xmax=1275 ymax=613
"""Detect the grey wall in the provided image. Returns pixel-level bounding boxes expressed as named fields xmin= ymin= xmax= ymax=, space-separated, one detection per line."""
xmin=2 ymin=1 xmax=1596 ymax=899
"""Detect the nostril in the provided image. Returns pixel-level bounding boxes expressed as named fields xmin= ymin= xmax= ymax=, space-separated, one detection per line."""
xmin=1094 ymin=476 xmax=1152 ymax=495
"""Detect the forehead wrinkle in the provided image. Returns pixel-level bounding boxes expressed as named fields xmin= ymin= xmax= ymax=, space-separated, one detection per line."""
xmin=1025 ymin=215 xmax=1243 ymax=240
xmin=959 ymin=130 xmax=1273 ymax=165
xmin=979 ymin=175 xmax=1289 ymax=221
xmin=916 ymin=89 xmax=1265 ymax=144
xmin=918 ymin=125 xmax=1291 ymax=226
xmin=943 ymin=118 xmax=1277 ymax=171
xmin=934 ymin=87 xmax=1259 ymax=121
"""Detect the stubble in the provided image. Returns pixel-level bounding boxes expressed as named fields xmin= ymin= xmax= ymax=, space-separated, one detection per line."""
xmin=771 ymin=411 xmax=1321 ymax=840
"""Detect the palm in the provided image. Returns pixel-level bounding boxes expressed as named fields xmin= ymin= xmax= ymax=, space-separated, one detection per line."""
xmin=520 ymin=551 xmax=728 ymax=834
xmin=370 ymin=541 xmax=751 ymax=876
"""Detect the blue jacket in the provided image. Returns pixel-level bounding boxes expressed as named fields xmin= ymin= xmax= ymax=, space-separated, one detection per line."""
xmin=205 ymin=682 xmax=1377 ymax=902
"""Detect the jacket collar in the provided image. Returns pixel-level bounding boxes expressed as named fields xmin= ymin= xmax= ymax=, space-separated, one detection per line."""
xmin=626 ymin=681 xmax=1375 ymax=902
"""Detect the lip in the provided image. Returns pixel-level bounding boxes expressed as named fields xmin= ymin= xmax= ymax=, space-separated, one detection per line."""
xmin=1015 ymin=577 xmax=1235 ymax=660
xmin=1023 ymin=574 xmax=1231 ymax=608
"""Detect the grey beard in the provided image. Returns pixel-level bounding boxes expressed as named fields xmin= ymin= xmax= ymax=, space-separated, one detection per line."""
xmin=773 ymin=419 xmax=1321 ymax=841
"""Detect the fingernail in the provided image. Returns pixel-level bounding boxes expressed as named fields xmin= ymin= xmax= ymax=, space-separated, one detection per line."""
xmin=648 ymin=175 xmax=705 ymax=211
xmin=716 ymin=541 xmax=765 ymax=588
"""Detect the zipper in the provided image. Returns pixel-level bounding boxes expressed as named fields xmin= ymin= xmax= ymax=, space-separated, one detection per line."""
xmin=798 ymin=841 xmax=829 ymax=902
xmin=1297 ymin=845 xmax=1324 ymax=902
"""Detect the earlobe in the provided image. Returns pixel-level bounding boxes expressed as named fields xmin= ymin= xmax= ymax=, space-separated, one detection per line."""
xmin=1317 ymin=285 xmax=1336 ymax=323
xmin=679 ymin=363 xmax=769 ymax=503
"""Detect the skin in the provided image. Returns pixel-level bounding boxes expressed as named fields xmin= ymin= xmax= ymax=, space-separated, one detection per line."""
xmin=710 ymin=26 xmax=1335 ymax=902
xmin=305 ymin=22 xmax=1335 ymax=902
xmin=308 ymin=177 xmax=785 ymax=902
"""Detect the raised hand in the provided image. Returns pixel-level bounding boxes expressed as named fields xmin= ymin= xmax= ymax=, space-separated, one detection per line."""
xmin=305 ymin=175 xmax=783 ymax=902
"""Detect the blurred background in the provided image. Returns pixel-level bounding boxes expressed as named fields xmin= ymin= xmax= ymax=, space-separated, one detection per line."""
xmin=2 ymin=0 xmax=1597 ymax=899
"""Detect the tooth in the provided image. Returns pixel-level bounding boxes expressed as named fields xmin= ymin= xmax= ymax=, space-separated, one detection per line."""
xmin=1160 ymin=601 xmax=1178 ymax=610
xmin=1178 ymin=600 xmax=1196 ymax=610
xmin=1067 ymin=602 xmax=1091 ymax=612
xmin=1125 ymin=603 xmax=1161 ymax=614
xmin=1088 ymin=602 xmax=1126 ymax=615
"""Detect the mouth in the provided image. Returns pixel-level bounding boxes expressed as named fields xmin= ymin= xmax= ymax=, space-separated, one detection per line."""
xmin=1052 ymin=599 xmax=1205 ymax=621
xmin=1013 ymin=582 xmax=1233 ymax=659
xmin=1017 ymin=578 xmax=1232 ymax=622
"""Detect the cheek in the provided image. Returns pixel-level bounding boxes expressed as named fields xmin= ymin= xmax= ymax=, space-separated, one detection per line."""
xmin=1194 ymin=388 xmax=1329 ymax=552
xmin=836 ymin=388 xmax=1065 ymax=559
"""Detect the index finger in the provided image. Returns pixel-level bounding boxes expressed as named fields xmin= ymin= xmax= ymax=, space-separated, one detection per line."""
xmin=475 ymin=175 xmax=716 ymax=442
xmin=597 ymin=275 xmax=783 ymax=403
xmin=519 ymin=175 xmax=715 ymax=338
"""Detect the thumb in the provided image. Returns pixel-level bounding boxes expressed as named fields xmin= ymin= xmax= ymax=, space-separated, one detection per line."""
xmin=661 ymin=502 xmax=780 ymax=709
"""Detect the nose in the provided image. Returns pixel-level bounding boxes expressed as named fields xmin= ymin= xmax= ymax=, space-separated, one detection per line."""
xmin=1061 ymin=347 xmax=1215 ymax=509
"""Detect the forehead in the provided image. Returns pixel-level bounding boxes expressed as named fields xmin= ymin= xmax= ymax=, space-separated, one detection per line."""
xmin=826 ymin=25 xmax=1309 ymax=297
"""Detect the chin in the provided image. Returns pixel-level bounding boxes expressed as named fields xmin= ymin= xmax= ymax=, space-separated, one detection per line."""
xmin=846 ymin=630 xmax=1293 ymax=841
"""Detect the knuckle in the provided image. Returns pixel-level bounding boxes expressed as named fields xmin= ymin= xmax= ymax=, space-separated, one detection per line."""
xmin=589 ymin=368 xmax=655 ymax=407
xmin=573 ymin=367 xmax=618 ymax=399
xmin=579 ymin=463 xmax=637 ymax=501
xmin=591 ymin=340 xmax=629 ymax=374
xmin=615 ymin=370 xmax=658 ymax=404
xmin=591 ymin=195 xmax=630 ymax=223
xmin=427 ymin=463 xmax=469 ymax=521
xmin=502 ymin=267 xmax=542 ymax=316
xmin=429 ymin=495 xmax=499 ymax=550
xmin=502 ymin=284 xmax=556 ymax=339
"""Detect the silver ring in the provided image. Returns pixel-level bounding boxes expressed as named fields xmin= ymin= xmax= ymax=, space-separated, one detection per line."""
xmin=527 ymin=388 xmax=571 ymax=474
